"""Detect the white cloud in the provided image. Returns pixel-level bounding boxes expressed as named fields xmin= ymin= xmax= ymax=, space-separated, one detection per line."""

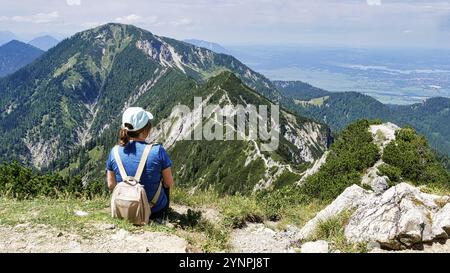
xmin=115 ymin=14 xmax=158 ymax=25
xmin=367 ymin=0 xmax=382 ymax=6
xmin=170 ymin=18 xmax=192 ymax=27
xmin=115 ymin=14 xmax=143 ymax=24
xmin=81 ymin=21 xmax=105 ymax=28
xmin=11 ymin=11 xmax=59 ymax=24
xmin=1 ymin=0 xmax=449 ymax=47
xmin=66 ymin=0 xmax=81 ymax=6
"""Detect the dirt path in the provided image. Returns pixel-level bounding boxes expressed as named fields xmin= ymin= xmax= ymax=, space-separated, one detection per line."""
xmin=0 ymin=222 xmax=188 ymax=253
xmin=171 ymin=204 xmax=221 ymax=223
xmin=229 ymin=223 xmax=299 ymax=253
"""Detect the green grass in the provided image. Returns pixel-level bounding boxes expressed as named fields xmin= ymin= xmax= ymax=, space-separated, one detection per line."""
xmin=307 ymin=211 xmax=367 ymax=253
xmin=0 ymin=197 xmax=111 ymax=230
xmin=419 ymin=183 xmax=450 ymax=197
xmin=309 ymin=96 xmax=330 ymax=106
xmin=171 ymin=186 xmax=326 ymax=251
xmin=88 ymin=146 xmax=104 ymax=161
xmin=0 ymin=195 xmax=225 ymax=252
xmin=295 ymin=96 xmax=330 ymax=106
xmin=53 ymin=53 xmax=79 ymax=78
xmin=58 ymin=160 xmax=80 ymax=177
xmin=60 ymin=96 xmax=76 ymax=129
xmin=172 ymin=186 xmax=324 ymax=230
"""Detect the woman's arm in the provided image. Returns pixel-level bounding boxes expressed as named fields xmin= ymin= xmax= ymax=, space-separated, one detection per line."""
xmin=107 ymin=170 xmax=117 ymax=191
xmin=162 ymin=167 xmax=174 ymax=188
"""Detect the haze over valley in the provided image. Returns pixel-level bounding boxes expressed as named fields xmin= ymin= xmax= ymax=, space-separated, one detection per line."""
xmin=228 ymin=45 xmax=450 ymax=105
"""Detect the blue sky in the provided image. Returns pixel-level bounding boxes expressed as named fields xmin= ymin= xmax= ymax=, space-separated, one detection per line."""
xmin=1 ymin=0 xmax=450 ymax=48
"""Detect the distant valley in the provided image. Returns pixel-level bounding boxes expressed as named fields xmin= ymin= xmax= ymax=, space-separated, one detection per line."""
xmin=275 ymin=80 xmax=450 ymax=157
xmin=228 ymin=45 xmax=450 ymax=105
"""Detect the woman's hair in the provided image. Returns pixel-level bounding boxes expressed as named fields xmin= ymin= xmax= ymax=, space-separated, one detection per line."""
xmin=118 ymin=121 xmax=152 ymax=146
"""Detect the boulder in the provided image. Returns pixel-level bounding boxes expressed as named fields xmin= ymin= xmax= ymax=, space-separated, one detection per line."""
xmin=301 ymin=240 xmax=329 ymax=253
xmin=361 ymin=161 xmax=389 ymax=195
xmin=345 ymin=183 xmax=449 ymax=250
xmin=296 ymin=184 xmax=374 ymax=240
xmin=433 ymin=203 xmax=450 ymax=236
xmin=371 ymin=176 xmax=390 ymax=195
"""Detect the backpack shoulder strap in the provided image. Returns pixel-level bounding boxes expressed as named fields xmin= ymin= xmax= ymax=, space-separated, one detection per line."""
xmin=113 ymin=145 xmax=128 ymax=181
xmin=150 ymin=182 xmax=163 ymax=206
xmin=134 ymin=143 xmax=154 ymax=183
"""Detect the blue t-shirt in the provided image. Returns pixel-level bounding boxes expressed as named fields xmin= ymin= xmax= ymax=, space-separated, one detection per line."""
xmin=106 ymin=141 xmax=172 ymax=213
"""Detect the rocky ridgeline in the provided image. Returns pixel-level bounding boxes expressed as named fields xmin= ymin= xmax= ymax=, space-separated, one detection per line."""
xmin=297 ymin=183 xmax=450 ymax=251
xmin=296 ymin=123 xmax=450 ymax=252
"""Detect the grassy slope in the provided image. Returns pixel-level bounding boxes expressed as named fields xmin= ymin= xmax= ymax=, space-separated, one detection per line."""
xmin=0 ymin=186 xmax=326 ymax=253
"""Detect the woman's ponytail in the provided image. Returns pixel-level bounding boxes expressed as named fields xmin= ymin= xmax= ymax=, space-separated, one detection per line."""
xmin=119 ymin=128 xmax=129 ymax=146
xmin=118 ymin=121 xmax=151 ymax=146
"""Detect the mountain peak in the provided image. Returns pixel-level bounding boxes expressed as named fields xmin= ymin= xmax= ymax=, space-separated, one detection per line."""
xmin=3 ymin=39 xmax=26 ymax=47
xmin=0 ymin=39 xmax=42 ymax=52
xmin=0 ymin=23 xmax=284 ymax=167
xmin=184 ymin=39 xmax=229 ymax=54
xmin=204 ymin=71 xmax=251 ymax=93
xmin=28 ymin=35 xmax=59 ymax=51
xmin=0 ymin=39 xmax=43 ymax=77
xmin=86 ymin=22 xmax=152 ymax=37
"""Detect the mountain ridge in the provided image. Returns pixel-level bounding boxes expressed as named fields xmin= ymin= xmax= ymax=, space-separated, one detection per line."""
xmin=28 ymin=35 xmax=59 ymax=51
xmin=183 ymin=39 xmax=229 ymax=54
xmin=0 ymin=40 xmax=43 ymax=77
xmin=0 ymin=23 xmax=329 ymax=194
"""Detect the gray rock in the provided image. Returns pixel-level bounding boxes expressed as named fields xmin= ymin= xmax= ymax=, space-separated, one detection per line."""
xmin=301 ymin=240 xmax=329 ymax=253
xmin=361 ymin=162 xmax=389 ymax=195
xmin=296 ymin=184 xmax=374 ymax=240
xmin=433 ymin=203 xmax=450 ymax=236
xmin=371 ymin=176 xmax=389 ymax=195
xmin=366 ymin=241 xmax=381 ymax=251
xmin=345 ymin=183 xmax=449 ymax=250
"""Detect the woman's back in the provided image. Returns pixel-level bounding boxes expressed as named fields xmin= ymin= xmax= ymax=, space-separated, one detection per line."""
xmin=106 ymin=140 xmax=172 ymax=213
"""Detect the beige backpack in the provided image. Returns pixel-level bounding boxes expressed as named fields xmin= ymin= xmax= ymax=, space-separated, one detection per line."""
xmin=111 ymin=144 xmax=162 ymax=225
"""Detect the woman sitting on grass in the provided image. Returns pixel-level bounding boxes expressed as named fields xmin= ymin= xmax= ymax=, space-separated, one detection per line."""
xmin=106 ymin=107 xmax=174 ymax=224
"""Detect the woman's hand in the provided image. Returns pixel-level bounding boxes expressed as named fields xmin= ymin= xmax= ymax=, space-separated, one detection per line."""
xmin=162 ymin=167 xmax=174 ymax=188
xmin=107 ymin=170 xmax=117 ymax=191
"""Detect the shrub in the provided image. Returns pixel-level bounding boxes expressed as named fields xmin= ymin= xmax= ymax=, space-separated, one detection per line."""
xmin=257 ymin=185 xmax=312 ymax=220
xmin=0 ymin=162 xmax=106 ymax=199
xmin=300 ymin=120 xmax=380 ymax=201
xmin=378 ymin=163 xmax=402 ymax=185
xmin=382 ymin=128 xmax=450 ymax=189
